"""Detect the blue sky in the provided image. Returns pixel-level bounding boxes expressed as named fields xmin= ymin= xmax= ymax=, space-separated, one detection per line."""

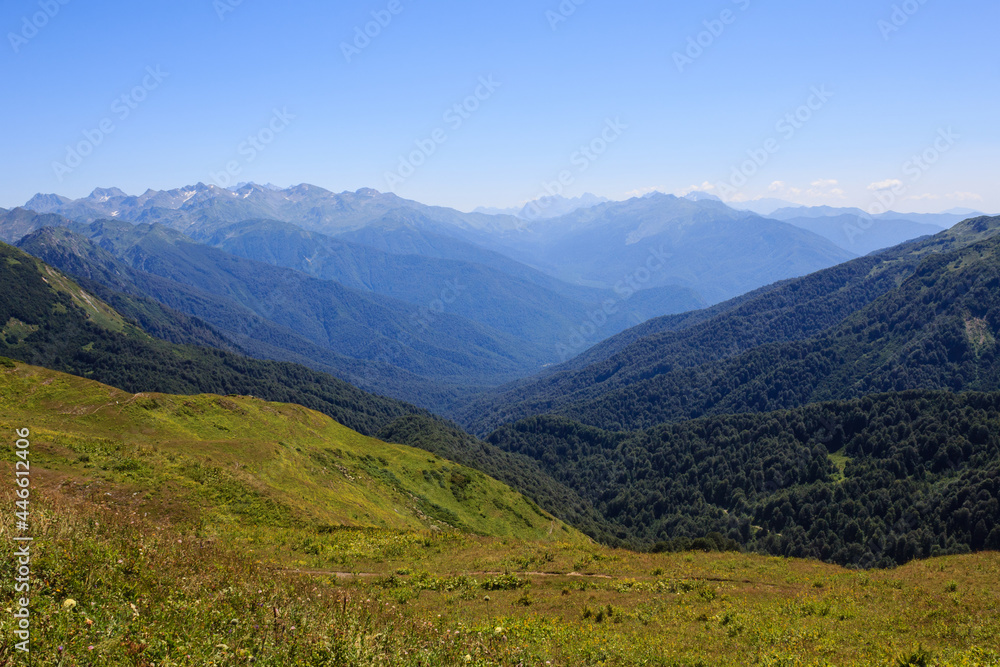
xmin=2 ymin=0 xmax=997 ymax=213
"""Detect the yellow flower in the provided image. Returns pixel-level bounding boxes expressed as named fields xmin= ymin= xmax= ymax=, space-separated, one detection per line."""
xmin=63 ymin=599 xmax=77 ymax=610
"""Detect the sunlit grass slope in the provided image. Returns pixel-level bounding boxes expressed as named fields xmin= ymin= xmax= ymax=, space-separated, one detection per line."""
xmin=0 ymin=359 xmax=582 ymax=543
xmin=1 ymin=489 xmax=998 ymax=666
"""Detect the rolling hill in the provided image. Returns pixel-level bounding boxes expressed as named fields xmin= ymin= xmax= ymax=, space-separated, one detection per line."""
xmin=0 ymin=359 xmax=581 ymax=541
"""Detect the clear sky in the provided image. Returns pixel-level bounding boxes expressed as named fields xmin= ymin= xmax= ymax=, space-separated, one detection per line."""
xmin=2 ymin=0 xmax=997 ymax=214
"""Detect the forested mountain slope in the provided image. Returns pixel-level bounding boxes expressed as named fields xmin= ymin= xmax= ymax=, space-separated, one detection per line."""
xmin=461 ymin=216 xmax=1000 ymax=434
xmin=548 ymin=229 xmax=1000 ymax=432
xmin=17 ymin=226 xmax=473 ymax=408
xmin=16 ymin=222 xmax=563 ymax=402
xmin=194 ymin=218 xmax=703 ymax=348
xmin=488 ymin=391 xmax=1000 ymax=567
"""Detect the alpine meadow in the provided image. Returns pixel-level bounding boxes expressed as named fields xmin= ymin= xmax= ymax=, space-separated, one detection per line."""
xmin=2 ymin=2 xmax=999 ymax=666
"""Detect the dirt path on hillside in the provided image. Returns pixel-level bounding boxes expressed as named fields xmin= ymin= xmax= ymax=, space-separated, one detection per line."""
xmin=279 ymin=569 xmax=794 ymax=589
xmin=280 ymin=569 xmax=614 ymax=580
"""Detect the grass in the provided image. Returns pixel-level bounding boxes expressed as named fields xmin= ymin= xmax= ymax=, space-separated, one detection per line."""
xmin=1 ymin=489 xmax=999 ymax=666
xmin=0 ymin=362 xmax=581 ymax=545
xmin=1 ymin=361 xmax=999 ymax=665
xmin=35 ymin=261 xmax=131 ymax=334
xmin=827 ymin=449 xmax=851 ymax=484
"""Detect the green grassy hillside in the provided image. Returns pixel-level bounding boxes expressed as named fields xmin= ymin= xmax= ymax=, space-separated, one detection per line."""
xmin=3 ymin=473 xmax=998 ymax=665
xmin=0 ymin=360 xmax=581 ymax=544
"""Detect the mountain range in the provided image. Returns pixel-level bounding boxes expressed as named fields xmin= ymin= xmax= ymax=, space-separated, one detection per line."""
xmin=3 ymin=183 xmax=999 ymax=569
xmin=3 ymin=184 xmax=875 ymax=406
xmin=473 ymin=193 xmax=609 ymax=219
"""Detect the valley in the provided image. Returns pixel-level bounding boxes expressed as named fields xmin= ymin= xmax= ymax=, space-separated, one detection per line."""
xmin=2 ymin=186 xmax=999 ymax=666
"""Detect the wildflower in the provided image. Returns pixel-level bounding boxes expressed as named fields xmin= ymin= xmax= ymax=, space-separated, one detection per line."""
xmin=58 ymin=646 xmax=64 ymax=653
xmin=63 ymin=599 xmax=77 ymax=610
xmin=85 ymin=618 xmax=94 ymax=626
xmin=464 ymin=656 xmax=472 ymax=663
xmin=494 ymin=626 xmax=503 ymax=634
xmin=88 ymin=646 xmax=95 ymax=651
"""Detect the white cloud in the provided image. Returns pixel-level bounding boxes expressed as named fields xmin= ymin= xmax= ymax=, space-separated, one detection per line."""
xmin=768 ymin=180 xmax=802 ymax=196
xmin=806 ymin=179 xmax=846 ymax=199
xmin=867 ymin=179 xmax=904 ymax=192
xmin=678 ymin=181 xmax=717 ymax=196
xmin=811 ymin=179 xmax=839 ymax=188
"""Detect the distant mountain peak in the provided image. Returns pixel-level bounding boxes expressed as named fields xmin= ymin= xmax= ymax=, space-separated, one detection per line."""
xmin=230 ymin=182 xmax=284 ymax=192
xmin=682 ymin=191 xmax=723 ymax=203
xmin=475 ymin=193 xmax=609 ymax=220
xmin=727 ymin=198 xmax=802 ymax=216
xmin=88 ymin=187 xmax=128 ymax=202
xmin=24 ymin=193 xmax=72 ymax=212
xmin=943 ymin=207 xmax=986 ymax=216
